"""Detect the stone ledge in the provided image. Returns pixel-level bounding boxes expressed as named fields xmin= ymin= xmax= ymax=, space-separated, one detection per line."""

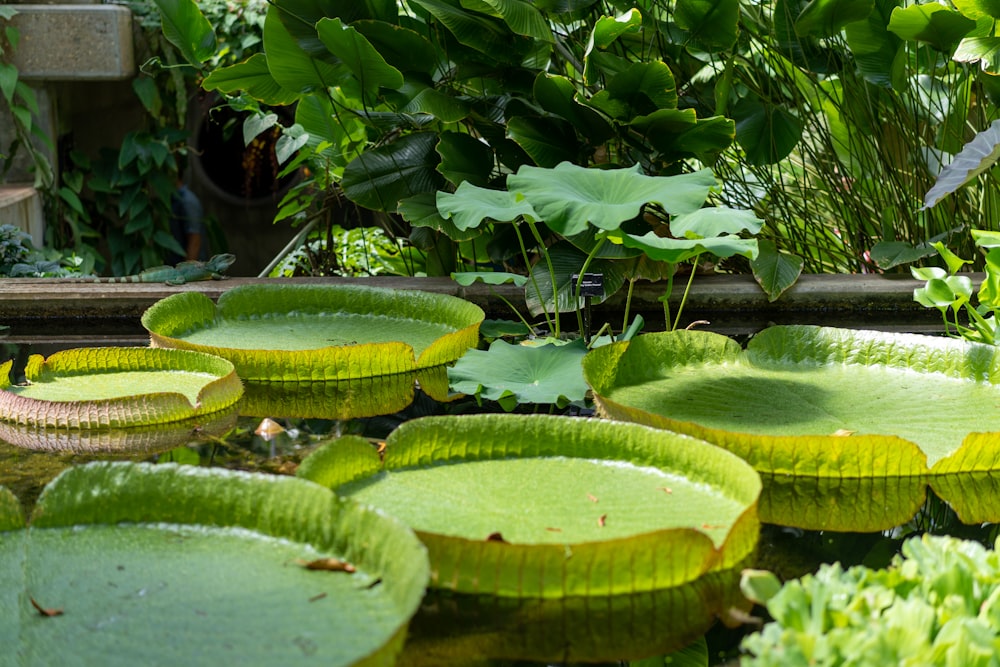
xmin=0 ymin=274 xmax=945 ymax=337
xmin=3 ymin=5 xmax=134 ymax=80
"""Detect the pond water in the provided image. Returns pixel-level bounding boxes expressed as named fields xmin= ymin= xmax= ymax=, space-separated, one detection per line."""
xmin=1 ymin=334 xmax=995 ymax=666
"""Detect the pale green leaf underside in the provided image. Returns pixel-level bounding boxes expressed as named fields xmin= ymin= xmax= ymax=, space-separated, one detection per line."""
xmin=584 ymin=326 xmax=1000 ymax=479
xmin=142 ymin=284 xmax=484 ymax=380
xmin=298 ymin=413 xmax=761 ymax=597
xmin=1 ymin=462 xmax=428 ymax=666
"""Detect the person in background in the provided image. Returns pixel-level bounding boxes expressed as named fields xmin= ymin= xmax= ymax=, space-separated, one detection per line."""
xmin=169 ymin=160 xmax=208 ymax=263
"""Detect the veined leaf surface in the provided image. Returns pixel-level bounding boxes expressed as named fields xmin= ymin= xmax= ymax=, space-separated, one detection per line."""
xmin=298 ymin=413 xmax=760 ymax=598
xmin=0 ymin=462 xmax=428 ymax=666
xmin=0 ymin=348 xmax=242 ymax=428
xmin=584 ymin=326 xmax=1000 ymax=528
xmin=142 ymin=284 xmax=484 ymax=380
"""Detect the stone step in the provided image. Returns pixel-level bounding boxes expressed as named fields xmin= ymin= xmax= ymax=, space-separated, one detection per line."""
xmin=0 ymin=183 xmax=44 ymax=247
xmin=1 ymin=4 xmax=134 ymax=80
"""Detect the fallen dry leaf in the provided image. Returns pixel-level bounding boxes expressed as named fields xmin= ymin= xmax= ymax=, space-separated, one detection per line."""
xmin=29 ymin=597 xmax=63 ymax=617
xmin=486 ymin=532 xmax=507 ymax=543
xmin=587 ymin=493 xmax=598 ymax=503
xmin=293 ymin=558 xmax=356 ymax=573
xmin=598 ymin=514 xmax=607 ymax=527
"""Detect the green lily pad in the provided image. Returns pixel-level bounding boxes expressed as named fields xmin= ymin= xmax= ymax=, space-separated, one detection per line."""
xmin=447 ymin=338 xmax=590 ymax=409
xmin=0 ymin=462 xmax=429 ymax=666
xmin=584 ymin=326 xmax=1000 ymax=530
xmin=0 ymin=347 xmax=243 ymax=429
xmin=297 ymin=414 xmax=761 ymax=598
xmin=141 ymin=284 xmax=484 ymax=381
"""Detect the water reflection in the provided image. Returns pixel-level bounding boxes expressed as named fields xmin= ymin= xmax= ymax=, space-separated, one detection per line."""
xmin=401 ymin=561 xmax=751 ymax=665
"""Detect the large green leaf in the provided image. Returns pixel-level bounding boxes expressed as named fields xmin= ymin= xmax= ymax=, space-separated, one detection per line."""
xmin=506 ymin=162 xmax=716 ymax=236
xmin=297 ymin=414 xmax=761 ymax=597
xmin=141 ymin=283 xmax=484 ymax=380
xmin=674 ymin=0 xmax=739 ymax=51
xmin=0 ymin=462 xmax=428 ymax=666
xmin=794 ymin=0 xmax=876 ymax=38
xmin=152 ymin=0 xmax=217 ymax=66
xmin=352 ymin=20 xmax=438 ymax=74
xmin=202 ymin=55 xmax=301 ymax=106
xmin=523 ymin=241 xmax=630 ymax=316
xmin=0 ymin=348 xmax=242 ymax=428
xmin=263 ymin=5 xmax=345 ymax=93
xmin=584 ymin=326 xmax=1000 ymax=480
xmin=733 ymin=99 xmax=804 ymax=166
xmin=844 ymin=0 xmax=902 ymax=87
xmin=341 ymin=132 xmax=443 ymax=212
xmin=954 ymin=36 xmax=1000 ymax=74
xmin=751 ymin=240 xmax=804 ymax=302
xmin=953 ymin=0 xmax=1000 ymax=20
xmin=447 ymin=338 xmax=590 ymax=409
xmin=409 ymin=0 xmax=525 ymax=60
xmin=923 ymin=119 xmax=1000 ymax=210
xmin=436 ymin=181 xmax=538 ymax=229
xmin=478 ymin=0 xmax=553 ymax=41
xmin=316 ymin=17 xmax=404 ymax=99
xmin=506 ymin=116 xmax=581 ymax=168
xmin=887 ymin=4 xmax=975 ymax=53
xmin=436 ymin=131 xmax=495 ymax=187
xmin=533 ymin=73 xmax=614 ymax=144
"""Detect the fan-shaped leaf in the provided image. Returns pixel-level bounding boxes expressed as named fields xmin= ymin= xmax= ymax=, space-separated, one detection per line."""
xmin=448 ymin=338 xmax=589 ymax=408
xmin=507 ymin=162 xmax=716 ymax=237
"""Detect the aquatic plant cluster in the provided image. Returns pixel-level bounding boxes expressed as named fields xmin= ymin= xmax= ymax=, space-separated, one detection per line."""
xmin=5 ymin=279 xmax=1000 ymax=664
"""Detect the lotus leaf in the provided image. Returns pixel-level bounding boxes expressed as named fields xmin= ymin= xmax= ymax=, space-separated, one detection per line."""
xmin=0 ymin=347 xmax=243 ymax=429
xmin=583 ymin=326 xmax=1000 ymax=529
xmin=0 ymin=462 xmax=429 ymax=666
xmin=141 ymin=284 xmax=484 ymax=381
xmin=297 ymin=413 xmax=761 ymax=598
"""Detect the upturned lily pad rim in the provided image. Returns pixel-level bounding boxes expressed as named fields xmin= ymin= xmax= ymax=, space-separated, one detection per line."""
xmin=297 ymin=413 xmax=761 ymax=598
xmin=583 ymin=326 xmax=1000 ymax=479
xmin=0 ymin=347 xmax=243 ymax=429
xmin=2 ymin=462 xmax=430 ymax=667
xmin=141 ymin=283 xmax=484 ymax=381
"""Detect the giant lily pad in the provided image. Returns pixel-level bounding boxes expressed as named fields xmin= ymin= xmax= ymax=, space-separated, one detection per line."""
xmin=141 ymin=284 xmax=485 ymax=381
xmin=297 ymin=413 xmax=761 ymax=598
xmin=0 ymin=462 xmax=429 ymax=666
xmin=0 ymin=347 xmax=243 ymax=428
xmin=583 ymin=326 xmax=1000 ymax=529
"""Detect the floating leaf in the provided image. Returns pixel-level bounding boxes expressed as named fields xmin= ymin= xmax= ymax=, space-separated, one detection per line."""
xmin=584 ymin=326 xmax=1000 ymax=529
xmin=0 ymin=348 xmax=242 ymax=428
xmin=142 ymin=284 xmax=484 ymax=380
xmin=0 ymin=462 xmax=428 ymax=665
xmin=298 ymin=414 xmax=761 ymax=598
xmin=447 ymin=338 xmax=589 ymax=409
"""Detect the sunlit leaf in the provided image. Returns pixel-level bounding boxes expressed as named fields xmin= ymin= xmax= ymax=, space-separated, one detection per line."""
xmin=922 ymin=119 xmax=1000 ymax=209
